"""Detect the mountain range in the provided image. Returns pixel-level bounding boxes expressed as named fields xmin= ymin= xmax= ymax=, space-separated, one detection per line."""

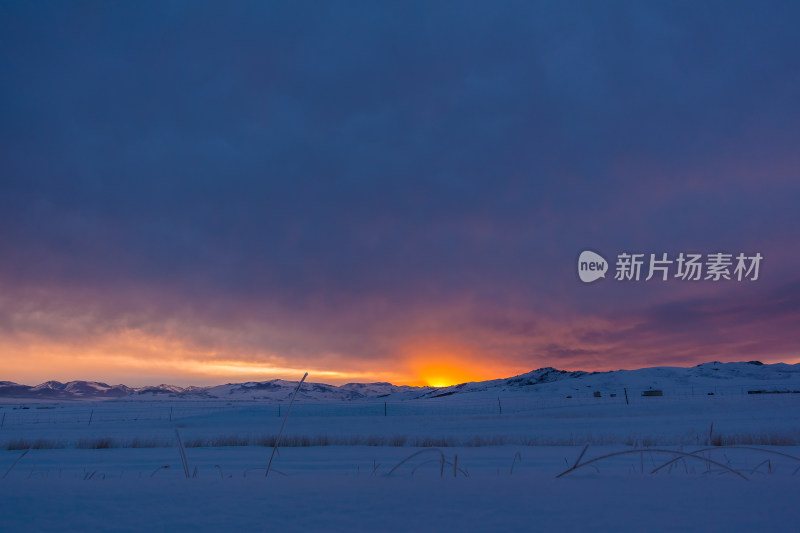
xmin=2 ymin=361 xmax=799 ymax=402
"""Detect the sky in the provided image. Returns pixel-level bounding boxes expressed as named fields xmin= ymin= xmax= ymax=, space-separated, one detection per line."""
xmin=1 ymin=1 xmax=799 ymax=387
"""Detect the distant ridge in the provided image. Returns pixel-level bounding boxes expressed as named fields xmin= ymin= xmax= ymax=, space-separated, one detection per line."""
xmin=1 ymin=361 xmax=799 ymax=402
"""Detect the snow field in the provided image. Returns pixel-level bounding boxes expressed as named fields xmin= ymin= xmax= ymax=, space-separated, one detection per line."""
xmin=1 ymin=390 xmax=799 ymax=531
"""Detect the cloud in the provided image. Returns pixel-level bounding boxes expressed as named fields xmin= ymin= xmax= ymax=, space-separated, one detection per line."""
xmin=1 ymin=2 xmax=799 ymax=383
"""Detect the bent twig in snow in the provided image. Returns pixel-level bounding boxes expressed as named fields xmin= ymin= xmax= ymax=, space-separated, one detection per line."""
xmin=174 ymin=428 xmax=190 ymax=479
xmin=266 ymin=372 xmax=307 ymax=477
xmin=556 ymin=448 xmax=748 ymax=480
xmin=387 ymin=448 xmax=446 ymax=477
xmin=510 ymin=452 xmax=522 ymax=475
xmin=651 ymin=446 xmax=800 ymax=475
xmin=3 ymin=448 xmax=29 ymax=480
xmin=573 ymin=444 xmax=590 ymax=469
xmin=150 ymin=465 xmax=170 ymax=477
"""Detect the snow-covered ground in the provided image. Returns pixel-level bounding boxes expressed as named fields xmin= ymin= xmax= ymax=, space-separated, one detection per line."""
xmin=1 ymin=394 xmax=799 ymax=448
xmin=1 ymin=400 xmax=799 ymax=531
xmin=2 ymin=445 xmax=799 ymax=532
xmin=2 ymin=363 xmax=799 ymax=531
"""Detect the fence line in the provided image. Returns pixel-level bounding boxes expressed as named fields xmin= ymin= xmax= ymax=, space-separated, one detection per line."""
xmin=0 ymin=383 xmax=798 ymax=427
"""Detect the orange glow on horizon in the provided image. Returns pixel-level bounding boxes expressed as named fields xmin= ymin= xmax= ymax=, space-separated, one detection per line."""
xmin=0 ymin=330 xmax=408 ymax=387
xmin=0 ymin=326 xmax=526 ymax=388
xmin=414 ymin=363 xmax=481 ymax=387
xmin=3 ymin=306 xmax=798 ymax=388
xmin=400 ymin=338 xmax=523 ymax=387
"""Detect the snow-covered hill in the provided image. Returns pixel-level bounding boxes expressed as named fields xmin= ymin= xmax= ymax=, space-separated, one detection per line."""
xmin=2 ymin=380 xmax=133 ymax=399
xmin=419 ymin=361 xmax=800 ymax=399
xmin=1 ymin=361 xmax=798 ymax=401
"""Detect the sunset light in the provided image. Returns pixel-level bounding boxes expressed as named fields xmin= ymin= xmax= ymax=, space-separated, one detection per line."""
xmin=2 ymin=2 xmax=799 ymax=530
xmin=0 ymin=2 xmax=797 ymax=391
xmin=399 ymin=338 xmax=524 ymax=387
xmin=417 ymin=364 xmax=479 ymax=388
